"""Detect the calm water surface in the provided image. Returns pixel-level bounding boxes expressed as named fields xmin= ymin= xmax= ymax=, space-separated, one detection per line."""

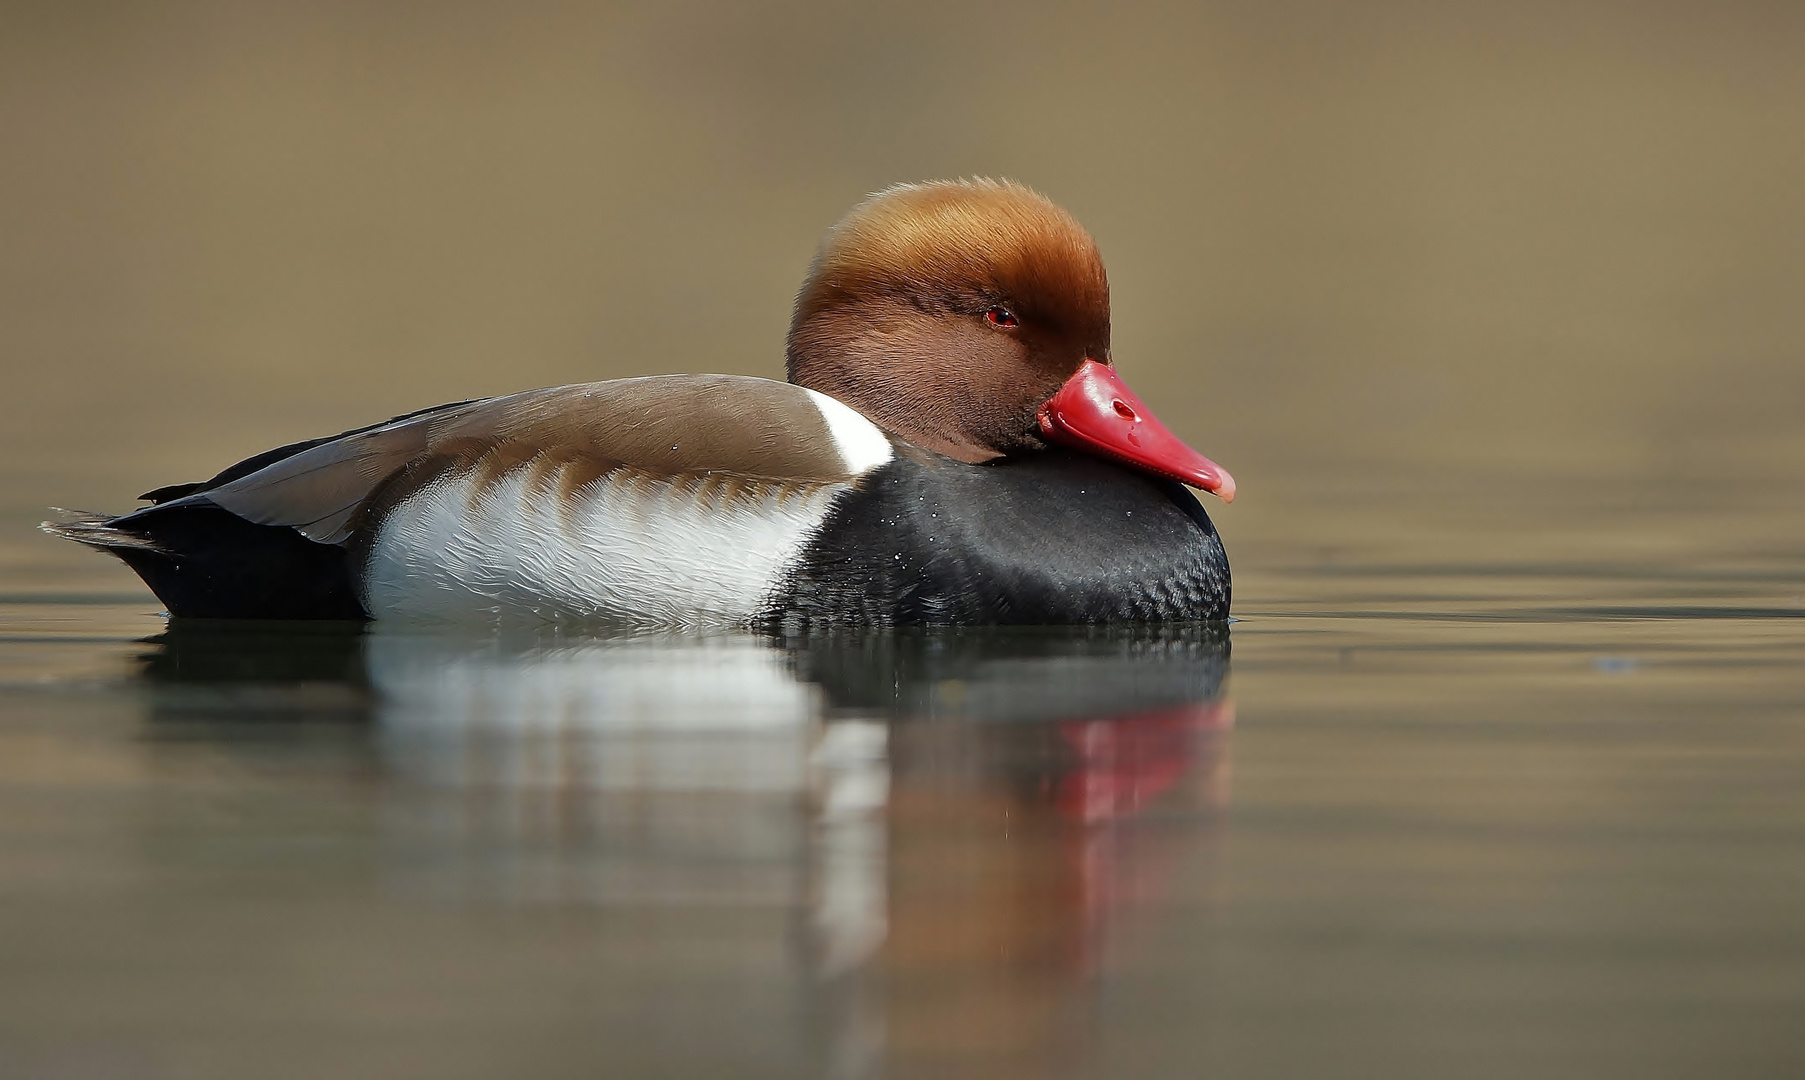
xmin=1 ymin=500 xmax=1801 ymax=1080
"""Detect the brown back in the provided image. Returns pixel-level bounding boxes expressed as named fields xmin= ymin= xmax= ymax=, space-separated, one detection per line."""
xmin=205 ymin=375 xmax=864 ymax=544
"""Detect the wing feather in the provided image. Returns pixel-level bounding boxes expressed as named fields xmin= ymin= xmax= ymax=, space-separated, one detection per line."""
xmin=169 ymin=375 xmax=886 ymax=544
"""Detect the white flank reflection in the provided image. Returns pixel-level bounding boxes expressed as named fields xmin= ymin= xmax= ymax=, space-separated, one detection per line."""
xmin=365 ymin=628 xmax=894 ymax=991
xmin=369 ymin=631 xmax=820 ymax=792
xmin=810 ymin=720 xmax=890 ymax=977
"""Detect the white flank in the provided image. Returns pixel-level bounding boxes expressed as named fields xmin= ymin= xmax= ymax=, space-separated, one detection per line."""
xmin=803 ymin=388 xmax=894 ymax=474
xmin=363 ymin=466 xmax=848 ymax=626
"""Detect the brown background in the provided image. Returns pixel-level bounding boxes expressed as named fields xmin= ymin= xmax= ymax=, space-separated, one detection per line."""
xmin=4 ymin=0 xmax=1801 ymax=587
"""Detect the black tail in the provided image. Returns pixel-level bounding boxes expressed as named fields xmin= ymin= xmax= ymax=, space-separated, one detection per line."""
xmin=43 ymin=502 xmax=368 ymax=621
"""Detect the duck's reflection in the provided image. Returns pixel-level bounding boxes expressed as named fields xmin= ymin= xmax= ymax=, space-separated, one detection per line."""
xmin=795 ymin=628 xmax=1232 ymax=1074
xmin=371 ymin=632 xmax=819 ymax=793
xmin=139 ymin=620 xmax=1231 ymax=1076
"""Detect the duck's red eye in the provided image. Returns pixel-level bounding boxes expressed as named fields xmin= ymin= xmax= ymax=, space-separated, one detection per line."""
xmin=984 ymin=306 xmax=1019 ymax=329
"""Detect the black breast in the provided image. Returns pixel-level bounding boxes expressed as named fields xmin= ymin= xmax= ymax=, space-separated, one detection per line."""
xmin=767 ymin=450 xmax=1230 ymax=628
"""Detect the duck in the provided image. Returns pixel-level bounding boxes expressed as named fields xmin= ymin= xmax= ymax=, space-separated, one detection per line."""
xmin=45 ymin=179 xmax=1235 ymax=627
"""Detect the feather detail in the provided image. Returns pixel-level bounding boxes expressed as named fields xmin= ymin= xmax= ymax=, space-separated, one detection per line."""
xmin=39 ymin=511 xmax=169 ymax=554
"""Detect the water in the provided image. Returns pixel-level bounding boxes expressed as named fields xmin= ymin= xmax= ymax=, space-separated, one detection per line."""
xmin=2 ymin=496 xmax=1801 ymax=1080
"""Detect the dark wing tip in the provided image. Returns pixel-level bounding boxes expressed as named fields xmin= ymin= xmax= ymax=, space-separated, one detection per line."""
xmin=40 ymin=511 xmax=169 ymax=554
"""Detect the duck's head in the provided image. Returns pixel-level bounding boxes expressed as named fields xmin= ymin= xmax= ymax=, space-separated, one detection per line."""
xmin=787 ymin=178 xmax=1234 ymax=501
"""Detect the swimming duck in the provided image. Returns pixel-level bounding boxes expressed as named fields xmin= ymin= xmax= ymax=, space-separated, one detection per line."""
xmin=47 ymin=179 xmax=1234 ymax=627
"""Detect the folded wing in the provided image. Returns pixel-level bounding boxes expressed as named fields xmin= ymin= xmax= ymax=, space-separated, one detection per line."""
xmin=179 ymin=374 xmax=892 ymax=544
